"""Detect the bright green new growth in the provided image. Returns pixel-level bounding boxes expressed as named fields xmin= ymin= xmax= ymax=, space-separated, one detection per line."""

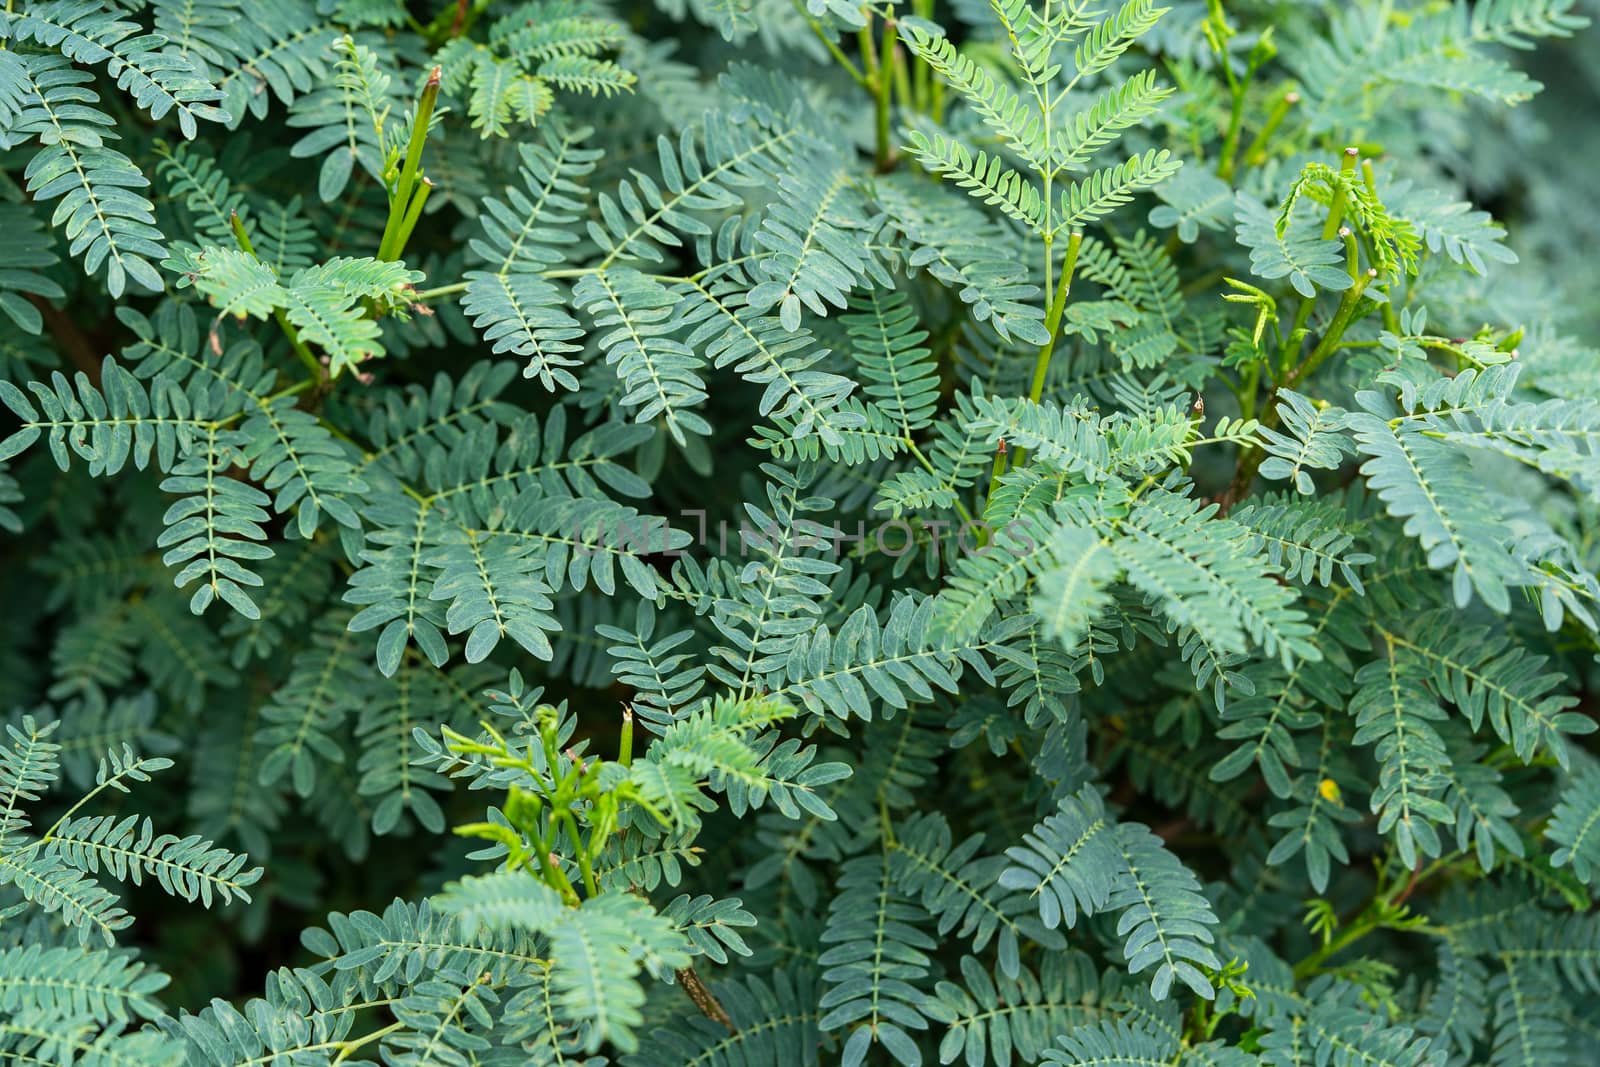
xmin=2 ymin=0 xmax=1600 ymax=1065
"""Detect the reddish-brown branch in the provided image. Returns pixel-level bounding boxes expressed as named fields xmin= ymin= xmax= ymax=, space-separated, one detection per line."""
xmin=1390 ymin=861 xmax=1424 ymax=908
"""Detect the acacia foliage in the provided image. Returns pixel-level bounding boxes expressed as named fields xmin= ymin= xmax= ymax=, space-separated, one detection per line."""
xmin=2 ymin=0 xmax=1600 ymax=1065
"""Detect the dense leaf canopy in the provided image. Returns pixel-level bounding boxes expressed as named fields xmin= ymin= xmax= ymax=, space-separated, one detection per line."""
xmin=2 ymin=0 xmax=1599 ymax=1064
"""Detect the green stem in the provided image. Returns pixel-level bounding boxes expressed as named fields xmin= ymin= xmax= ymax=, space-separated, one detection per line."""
xmin=986 ymin=441 xmax=1008 ymax=505
xmin=1293 ymin=915 xmax=1379 ymax=979
xmin=413 ymin=281 xmax=469 ymax=301
xmin=858 ymin=19 xmax=878 ymax=81
xmin=530 ymin=825 xmax=581 ymax=906
xmin=1237 ymin=360 xmax=1260 ymax=421
xmin=379 ymin=66 xmax=442 ymax=261
xmin=1277 ymin=147 xmax=1359 ymax=379
xmin=1361 ymin=157 xmax=1380 ymax=202
xmin=1241 ymin=89 xmax=1298 ymax=169
xmin=1225 ymin=269 xmax=1374 ymax=507
xmin=874 ymin=20 xmax=897 ymax=171
xmin=331 ymin=1022 xmax=404 ymax=1067
xmin=618 ymin=709 xmax=634 ymax=768
xmin=1285 ymin=269 xmax=1374 ymax=389
xmin=1217 ymin=87 xmax=1248 ymax=182
xmin=267 ymin=378 xmax=317 ymax=404
xmin=906 ymin=439 xmax=973 ymax=525
xmin=1293 ymin=859 xmax=1452 ymax=980
xmin=1322 ymin=147 xmax=1360 ymax=241
xmin=211 ymin=377 xmax=317 ymax=430
xmin=1278 ymin=297 xmax=1316 ymax=381
xmin=1027 ymin=233 xmax=1084 ymax=404
xmin=37 ymin=769 xmax=139 ymax=843
xmin=559 ymin=810 xmax=599 ymax=898
xmin=276 ymin=324 xmax=325 ymax=385
xmin=1185 ymin=997 xmax=1214 ymax=1045
xmin=804 ymin=11 xmax=868 ymax=87
xmin=231 ymin=212 xmax=324 ymax=384
xmin=987 ymin=232 xmax=1082 ymax=496
xmin=891 ymin=37 xmax=914 ymax=119
xmin=1341 ymin=226 xmax=1361 ymax=282
xmin=1381 ymin=299 xmax=1400 ymax=335
xmin=394 ymin=67 xmax=442 ymax=211
xmin=386 ymin=178 xmax=434 ymax=263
